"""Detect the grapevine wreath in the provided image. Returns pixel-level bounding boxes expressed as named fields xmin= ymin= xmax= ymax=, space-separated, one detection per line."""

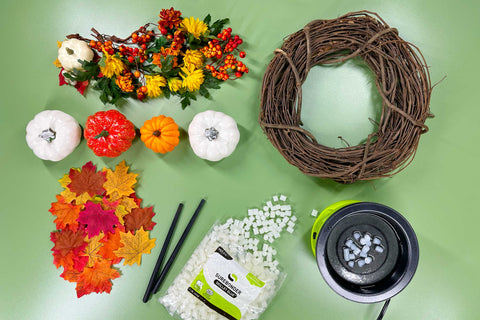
xmin=260 ymin=11 xmax=434 ymax=184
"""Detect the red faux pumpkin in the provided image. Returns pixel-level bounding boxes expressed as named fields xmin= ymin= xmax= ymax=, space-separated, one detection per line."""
xmin=84 ymin=110 xmax=136 ymax=157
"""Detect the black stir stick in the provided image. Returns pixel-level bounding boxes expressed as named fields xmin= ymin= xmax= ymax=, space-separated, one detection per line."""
xmin=152 ymin=198 xmax=206 ymax=294
xmin=142 ymin=203 xmax=184 ymax=303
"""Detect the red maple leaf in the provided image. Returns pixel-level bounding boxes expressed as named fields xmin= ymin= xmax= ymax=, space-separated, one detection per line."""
xmin=129 ymin=193 xmax=142 ymax=206
xmin=53 ymin=251 xmax=89 ymax=271
xmin=75 ymin=259 xmax=120 ymax=298
xmin=68 ymin=162 xmax=106 ymax=197
xmin=49 ymin=195 xmax=82 ymax=231
xmin=51 ymin=229 xmax=87 ymax=256
xmin=77 ymin=202 xmax=119 ymax=237
xmin=123 ymin=207 xmax=156 ymax=233
xmin=101 ymin=197 xmax=119 ymax=211
xmin=58 ymin=68 xmax=89 ymax=95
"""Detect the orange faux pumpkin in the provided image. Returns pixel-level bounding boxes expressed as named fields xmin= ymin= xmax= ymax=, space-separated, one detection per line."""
xmin=140 ymin=115 xmax=180 ymax=153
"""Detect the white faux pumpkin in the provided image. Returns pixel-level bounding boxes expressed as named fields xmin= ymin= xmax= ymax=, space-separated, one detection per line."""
xmin=58 ymin=39 xmax=94 ymax=72
xmin=188 ymin=110 xmax=240 ymax=161
xmin=26 ymin=110 xmax=82 ymax=161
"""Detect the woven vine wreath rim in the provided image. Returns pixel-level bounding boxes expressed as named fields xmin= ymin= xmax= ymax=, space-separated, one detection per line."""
xmin=259 ymin=10 xmax=434 ymax=184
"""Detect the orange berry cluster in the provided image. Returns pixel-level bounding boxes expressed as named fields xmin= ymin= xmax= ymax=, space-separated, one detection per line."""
xmin=205 ymin=64 xmax=229 ymax=81
xmin=201 ymin=40 xmax=224 ymax=59
xmin=205 ymin=55 xmax=249 ymax=81
xmin=89 ymin=27 xmax=156 ymax=64
xmin=136 ymin=85 xmax=148 ymax=101
xmin=131 ymin=28 xmax=155 ymax=49
xmin=90 ymin=40 xmax=115 ymax=55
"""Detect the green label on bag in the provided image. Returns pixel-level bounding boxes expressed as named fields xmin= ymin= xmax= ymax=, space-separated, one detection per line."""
xmin=188 ymin=247 xmax=265 ymax=320
xmin=246 ymin=273 xmax=265 ymax=288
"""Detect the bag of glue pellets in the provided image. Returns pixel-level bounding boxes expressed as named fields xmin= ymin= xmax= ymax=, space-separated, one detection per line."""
xmin=159 ymin=221 xmax=286 ymax=320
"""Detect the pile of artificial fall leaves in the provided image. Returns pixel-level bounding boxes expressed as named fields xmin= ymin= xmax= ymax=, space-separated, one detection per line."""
xmin=49 ymin=161 xmax=156 ymax=297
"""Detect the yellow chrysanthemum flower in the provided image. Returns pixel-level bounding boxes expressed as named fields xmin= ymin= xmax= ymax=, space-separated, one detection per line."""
xmin=168 ymin=78 xmax=183 ymax=92
xmin=100 ymin=53 xmax=126 ymax=78
xmin=183 ymin=49 xmax=204 ymax=70
xmin=180 ymin=17 xmax=208 ymax=39
xmin=180 ymin=67 xmax=204 ymax=92
xmin=145 ymin=75 xmax=167 ymax=98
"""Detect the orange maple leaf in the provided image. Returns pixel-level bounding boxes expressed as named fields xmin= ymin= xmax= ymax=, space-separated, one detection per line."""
xmin=49 ymin=195 xmax=82 ymax=231
xmin=68 ymin=161 xmax=106 ymax=197
xmin=114 ymin=228 xmax=156 ymax=265
xmin=124 ymin=207 xmax=157 ymax=232
xmin=76 ymin=259 xmax=120 ymax=298
xmin=60 ymin=170 xmax=95 ymax=205
xmin=99 ymin=227 xmax=124 ymax=263
xmin=60 ymin=268 xmax=82 ymax=283
xmin=51 ymin=229 xmax=87 ymax=256
xmin=103 ymin=161 xmax=138 ymax=201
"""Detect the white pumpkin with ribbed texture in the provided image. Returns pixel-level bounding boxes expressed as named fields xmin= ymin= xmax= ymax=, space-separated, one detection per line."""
xmin=26 ymin=110 xmax=82 ymax=161
xmin=58 ymin=39 xmax=94 ymax=72
xmin=188 ymin=110 xmax=240 ymax=161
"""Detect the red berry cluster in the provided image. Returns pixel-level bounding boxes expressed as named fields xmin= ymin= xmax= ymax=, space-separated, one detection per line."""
xmin=205 ymin=54 xmax=249 ymax=81
xmin=218 ymin=28 xmax=243 ymax=53
xmin=118 ymin=45 xmax=144 ymax=63
xmin=201 ymin=28 xmax=247 ymax=81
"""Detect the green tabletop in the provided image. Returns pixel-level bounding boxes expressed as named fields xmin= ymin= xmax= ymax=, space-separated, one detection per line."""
xmin=1 ymin=0 xmax=479 ymax=319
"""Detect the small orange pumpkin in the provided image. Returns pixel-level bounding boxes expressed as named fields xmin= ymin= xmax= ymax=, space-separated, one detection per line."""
xmin=140 ymin=115 xmax=180 ymax=153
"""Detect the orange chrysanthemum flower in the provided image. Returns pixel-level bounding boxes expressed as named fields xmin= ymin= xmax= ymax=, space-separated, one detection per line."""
xmin=152 ymin=47 xmax=179 ymax=69
xmin=158 ymin=7 xmax=182 ymax=29
xmin=115 ymin=73 xmax=135 ymax=92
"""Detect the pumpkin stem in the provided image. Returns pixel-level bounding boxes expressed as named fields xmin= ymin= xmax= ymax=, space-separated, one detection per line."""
xmin=152 ymin=130 xmax=161 ymax=137
xmin=94 ymin=130 xmax=109 ymax=139
xmin=205 ymin=127 xmax=219 ymax=141
xmin=39 ymin=128 xmax=56 ymax=143
xmin=66 ymin=47 xmax=74 ymax=55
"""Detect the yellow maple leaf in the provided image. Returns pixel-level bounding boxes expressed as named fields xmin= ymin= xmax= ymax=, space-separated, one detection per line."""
xmin=103 ymin=161 xmax=138 ymax=201
xmin=84 ymin=234 xmax=104 ymax=267
xmin=114 ymin=228 xmax=155 ymax=266
xmin=59 ymin=174 xmax=74 ymax=202
xmin=59 ymin=174 xmax=72 ymax=188
xmin=115 ymin=205 xmax=129 ymax=225
xmin=118 ymin=197 xmax=138 ymax=213
xmin=60 ymin=188 xmax=77 ymax=204
xmin=53 ymin=58 xmax=62 ymax=68
xmin=75 ymin=192 xmax=93 ymax=206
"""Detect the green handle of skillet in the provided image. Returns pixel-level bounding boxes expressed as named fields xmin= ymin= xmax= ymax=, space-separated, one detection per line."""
xmin=310 ymin=200 xmax=360 ymax=256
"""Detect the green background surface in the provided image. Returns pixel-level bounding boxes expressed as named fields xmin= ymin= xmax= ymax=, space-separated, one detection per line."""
xmin=1 ymin=0 xmax=478 ymax=319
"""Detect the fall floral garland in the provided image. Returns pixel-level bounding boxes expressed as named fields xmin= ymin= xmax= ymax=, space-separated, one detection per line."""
xmin=49 ymin=161 xmax=156 ymax=297
xmin=54 ymin=7 xmax=248 ymax=108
